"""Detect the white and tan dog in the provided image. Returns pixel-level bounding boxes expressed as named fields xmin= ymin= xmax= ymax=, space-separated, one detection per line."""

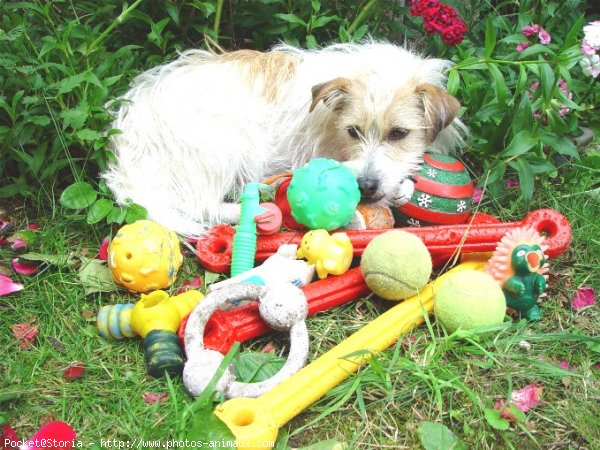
xmin=103 ymin=42 xmax=463 ymax=235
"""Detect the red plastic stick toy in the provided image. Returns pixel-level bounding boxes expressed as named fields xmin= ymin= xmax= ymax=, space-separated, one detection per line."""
xmin=178 ymin=266 xmax=369 ymax=354
xmin=186 ymin=209 xmax=571 ymax=354
xmin=196 ymin=209 xmax=571 ymax=273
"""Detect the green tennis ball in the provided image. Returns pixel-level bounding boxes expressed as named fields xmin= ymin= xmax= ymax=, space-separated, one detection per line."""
xmin=434 ymin=270 xmax=506 ymax=333
xmin=360 ymin=230 xmax=432 ymax=301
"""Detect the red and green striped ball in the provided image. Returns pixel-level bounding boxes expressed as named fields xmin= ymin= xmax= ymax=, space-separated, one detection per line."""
xmin=396 ymin=153 xmax=474 ymax=227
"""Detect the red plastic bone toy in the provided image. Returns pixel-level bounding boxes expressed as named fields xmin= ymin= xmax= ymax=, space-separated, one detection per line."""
xmin=186 ymin=209 xmax=571 ymax=354
xmin=178 ymin=266 xmax=369 ymax=354
xmin=196 ymin=209 xmax=571 ymax=273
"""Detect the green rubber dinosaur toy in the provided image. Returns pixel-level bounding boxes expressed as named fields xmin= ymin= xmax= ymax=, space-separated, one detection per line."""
xmin=486 ymin=228 xmax=548 ymax=321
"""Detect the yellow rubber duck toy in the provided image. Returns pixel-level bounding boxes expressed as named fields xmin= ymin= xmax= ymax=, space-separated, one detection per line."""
xmin=296 ymin=229 xmax=353 ymax=279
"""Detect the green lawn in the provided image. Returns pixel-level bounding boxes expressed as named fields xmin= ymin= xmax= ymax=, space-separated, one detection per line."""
xmin=1 ymin=154 xmax=599 ymax=449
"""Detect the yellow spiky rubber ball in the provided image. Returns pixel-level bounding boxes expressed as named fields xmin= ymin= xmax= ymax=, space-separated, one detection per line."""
xmin=434 ymin=270 xmax=506 ymax=333
xmin=108 ymin=220 xmax=183 ymax=293
xmin=360 ymin=230 xmax=432 ymax=301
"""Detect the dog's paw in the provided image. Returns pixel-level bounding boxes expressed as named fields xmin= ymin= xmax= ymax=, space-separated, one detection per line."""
xmin=392 ymin=178 xmax=415 ymax=207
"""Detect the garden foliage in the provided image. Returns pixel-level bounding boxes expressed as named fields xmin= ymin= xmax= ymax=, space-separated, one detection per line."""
xmin=0 ymin=0 xmax=596 ymax=222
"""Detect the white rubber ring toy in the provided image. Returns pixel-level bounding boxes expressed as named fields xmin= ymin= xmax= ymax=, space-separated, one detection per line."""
xmin=183 ymin=283 xmax=309 ymax=398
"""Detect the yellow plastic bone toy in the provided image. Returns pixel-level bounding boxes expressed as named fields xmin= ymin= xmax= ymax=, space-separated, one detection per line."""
xmin=296 ymin=229 xmax=353 ymax=279
xmin=214 ymin=260 xmax=487 ymax=448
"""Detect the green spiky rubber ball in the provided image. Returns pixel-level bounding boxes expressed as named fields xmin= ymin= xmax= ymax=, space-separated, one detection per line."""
xmin=360 ymin=230 xmax=432 ymax=301
xmin=287 ymin=158 xmax=360 ymax=231
xmin=434 ymin=270 xmax=506 ymax=333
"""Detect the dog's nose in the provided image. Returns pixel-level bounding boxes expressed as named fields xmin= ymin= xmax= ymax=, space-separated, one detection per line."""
xmin=357 ymin=177 xmax=379 ymax=198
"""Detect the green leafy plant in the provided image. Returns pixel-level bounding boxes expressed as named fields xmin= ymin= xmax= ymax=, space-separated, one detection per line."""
xmin=0 ymin=0 xmax=596 ymax=214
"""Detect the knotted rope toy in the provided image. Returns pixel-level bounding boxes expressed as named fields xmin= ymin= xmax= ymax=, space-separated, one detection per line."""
xmin=183 ymin=283 xmax=309 ymax=398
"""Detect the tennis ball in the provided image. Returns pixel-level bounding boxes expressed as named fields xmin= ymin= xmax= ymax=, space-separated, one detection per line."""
xmin=434 ymin=270 xmax=506 ymax=333
xmin=360 ymin=230 xmax=432 ymax=301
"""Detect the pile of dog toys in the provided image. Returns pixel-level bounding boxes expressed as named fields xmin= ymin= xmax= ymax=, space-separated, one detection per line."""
xmin=97 ymin=155 xmax=572 ymax=448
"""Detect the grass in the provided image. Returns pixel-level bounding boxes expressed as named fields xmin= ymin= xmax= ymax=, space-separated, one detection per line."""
xmin=1 ymin=155 xmax=599 ymax=449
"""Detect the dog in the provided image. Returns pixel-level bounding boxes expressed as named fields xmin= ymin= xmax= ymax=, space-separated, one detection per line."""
xmin=103 ymin=42 xmax=463 ymax=236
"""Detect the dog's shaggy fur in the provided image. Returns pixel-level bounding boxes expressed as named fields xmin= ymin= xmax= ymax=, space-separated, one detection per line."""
xmin=103 ymin=42 xmax=463 ymax=235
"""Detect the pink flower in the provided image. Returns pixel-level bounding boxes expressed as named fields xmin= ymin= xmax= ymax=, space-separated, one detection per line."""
xmin=495 ymin=384 xmax=543 ymax=421
xmin=0 ymin=274 xmax=24 ymax=296
xmin=10 ymin=321 xmax=38 ymax=349
xmin=176 ymin=276 xmax=202 ymax=294
xmin=538 ymin=28 xmax=551 ymax=45
xmin=522 ymin=24 xmax=540 ymax=37
xmin=505 ymin=179 xmax=519 ymax=188
xmin=583 ymin=21 xmax=600 ymax=50
xmin=571 ymin=286 xmax=596 ymax=311
xmin=559 ymin=360 xmax=570 ymax=370
xmin=582 ymin=41 xmax=596 ymax=56
xmin=10 ymin=239 xmax=28 ymax=250
xmin=12 ymin=258 xmax=38 ymax=275
xmin=1 ymin=424 xmax=19 ymax=449
xmin=142 ymin=392 xmax=169 ymax=404
xmin=472 ymin=188 xmax=483 ymax=203
xmin=97 ymin=236 xmax=109 ymax=261
xmin=516 ymin=42 xmax=530 ymax=53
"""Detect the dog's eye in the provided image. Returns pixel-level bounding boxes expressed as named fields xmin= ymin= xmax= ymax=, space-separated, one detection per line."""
xmin=347 ymin=126 xmax=361 ymax=139
xmin=388 ymin=128 xmax=409 ymax=141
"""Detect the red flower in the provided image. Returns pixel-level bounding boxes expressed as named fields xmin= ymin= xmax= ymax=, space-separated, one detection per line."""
xmin=409 ymin=0 xmax=467 ymax=45
xmin=441 ymin=23 xmax=468 ymax=45
xmin=410 ymin=0 xmax=439 ymax=17
xmin=64 ymin=362 xmax=86 ymax=381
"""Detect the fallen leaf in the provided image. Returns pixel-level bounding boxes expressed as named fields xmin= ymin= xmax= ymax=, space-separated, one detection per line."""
xmin=10 ymin=322 xmax=38 ymax=349
xmin=0 ymin=265 xmax=13 ymax=276
xmin=77 ymin=258 xmax=120 ymax=295
xmin=505 ymin=179 xmax=519 ymax=188
xmin=1 ymin=424 xmax=19 ymax=449
xmin=27 ymin=223 xmax=39 ymax=230
xmin=571 ymin=286 xmax=596 ymax=311
xmin=142 ymin=392 xmax=168 ymax=404
xmin=47 ymin=337 xmax=65 ymax=352
xmin=19 ymin=252 xmax=78 ymax=269
xmin=97 ymin=236 xmax=109 ymax=260
xmin=11 ymin=258 xmax=38 ymax=275
xmin=176 ymin=276 xmax=202 ymax=294
xmin=418 ymin=421 xmax=465 ymax=450
xmin=81 ymin=309 xmax=96 ymax=319
xmin=63 ymin=362 xmax=86 ymax=381
xmin=595 ymin=362 xmax=600 ymax=371
xmin=39 ymin=413 xmax=56 ymax=427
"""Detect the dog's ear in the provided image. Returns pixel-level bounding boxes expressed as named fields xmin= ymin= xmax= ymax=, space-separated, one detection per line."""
xmin=310 ymin=78 xmax=351 ymax=113
xmin=417 ymin=83 xmax=461 ymax=143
